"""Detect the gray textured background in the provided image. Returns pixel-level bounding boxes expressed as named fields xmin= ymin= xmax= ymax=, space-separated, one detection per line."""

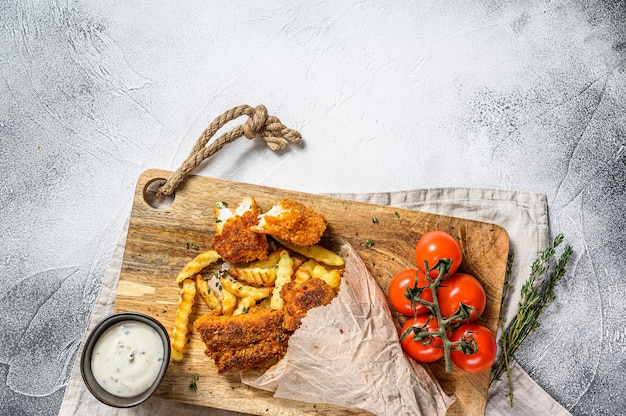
xmin=1 ymin=1 xmax=625 ymax=415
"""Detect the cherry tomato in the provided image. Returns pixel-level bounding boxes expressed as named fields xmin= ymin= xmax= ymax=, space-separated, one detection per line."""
xmin=388 ymin=269 xmax=433 ymax=316
xmin=437 ymin=273 xmax=486 ymax=322
xmin=450 ymin=323 xmax=497 ymax=373
xmin=400 ymin=315 xmax=444 ymax=363
xmin=414 ymin=230 xmax=463 ymax=277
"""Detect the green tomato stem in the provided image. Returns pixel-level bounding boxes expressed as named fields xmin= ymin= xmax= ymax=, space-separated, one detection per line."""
xmin=406 ymin=259 xmax=478 ymax=372
xmin=423 ymin=259 xmax=455 ymax=373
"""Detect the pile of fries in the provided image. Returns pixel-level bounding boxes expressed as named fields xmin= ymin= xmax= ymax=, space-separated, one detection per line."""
xmin=169 ymin=199 xmax=344 ymax=363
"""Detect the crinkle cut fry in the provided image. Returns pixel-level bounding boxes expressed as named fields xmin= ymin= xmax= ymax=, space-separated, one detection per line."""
xmin=226 ymin=266 xmax=277 ymax=287
xmin=274 ymin=238 xmax=344 ymax=267
xmin=234 ymin=296 xmax=256 ymax=316
xmin=296 ymin=259 xmax=343 ymax=289
xmin=270 ymin=250 xmax=294 ymax=310
xmin=221 ymin=277 xmax=273 ymax=300
xmin=171 ymin=278 xmax=197 ymax=362
xmin=195 ymin=274 xmax=222 ymax=312
xmin=176 ymin=250 xmax=221 ymax=283
xmin=247 ymin=250 xmax=282 ymax=269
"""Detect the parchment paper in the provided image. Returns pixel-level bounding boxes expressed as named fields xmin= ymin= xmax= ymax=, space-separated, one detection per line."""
xmin=241 ymin=243 xmax=453 ymax=415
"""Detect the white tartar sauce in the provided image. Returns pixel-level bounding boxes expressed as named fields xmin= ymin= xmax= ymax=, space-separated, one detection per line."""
xmin=91 ymin=320 xmax=164 ymax=397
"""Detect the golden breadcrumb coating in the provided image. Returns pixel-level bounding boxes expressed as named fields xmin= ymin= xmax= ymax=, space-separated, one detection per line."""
xmin=193 ymin=306 xmax=290 ymax=373
xmin=280 ymin=277 xmax=337 ymax=331
xmin=251 ymin=198 xmax=328 ymax=247
xmin=212 ymin=197 xmax=269 ymax=263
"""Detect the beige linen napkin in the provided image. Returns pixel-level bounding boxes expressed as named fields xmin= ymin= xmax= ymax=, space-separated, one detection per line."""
xmin=59 ymin=187 xmax=571 ymax=416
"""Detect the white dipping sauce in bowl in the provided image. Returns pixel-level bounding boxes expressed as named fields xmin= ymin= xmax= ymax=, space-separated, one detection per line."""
xmin=91 ymin=321 xmax=164 ymax=397
xmin=81 ymin=312 xmax=170 ymax=408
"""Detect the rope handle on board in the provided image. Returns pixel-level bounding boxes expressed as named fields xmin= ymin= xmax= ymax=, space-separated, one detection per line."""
xmin=158 ymin=104 xmax=302 ymax=196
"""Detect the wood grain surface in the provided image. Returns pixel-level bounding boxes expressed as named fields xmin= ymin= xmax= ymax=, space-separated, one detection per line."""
xmin=113 ymin=169 xmax=510 ymax=416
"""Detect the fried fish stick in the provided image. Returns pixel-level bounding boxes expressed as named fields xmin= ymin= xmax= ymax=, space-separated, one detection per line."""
xmin=194 ymin=307 xmax=289 ymax=373
xmin=250 ymin=198 xmax=328 ymax=246
xmin=212 ymin=197 xmax=269 ymax=263
xmin=171 ymin=278 xmax=196 ymax=362
xmin=176 ymin=250 xmax=221 ymax=283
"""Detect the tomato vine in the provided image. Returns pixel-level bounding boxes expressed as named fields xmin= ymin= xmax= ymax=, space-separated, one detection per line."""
xmin=400 ymin=258 xmax=487 ymax=372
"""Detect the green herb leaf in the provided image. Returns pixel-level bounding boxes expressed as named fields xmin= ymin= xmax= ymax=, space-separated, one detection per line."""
xmin=189 ymin=373 xmax=199 ymax=391
xmin=489 ymin=233 xmax=572 ymax=407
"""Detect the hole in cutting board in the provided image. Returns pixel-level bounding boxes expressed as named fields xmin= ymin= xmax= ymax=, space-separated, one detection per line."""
xmin=143 ymin=178 xmax=175 ymax=209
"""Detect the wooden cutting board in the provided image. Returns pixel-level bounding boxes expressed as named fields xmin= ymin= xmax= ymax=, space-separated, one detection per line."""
xmin=113 ymin=169 xmax=509 ymax=416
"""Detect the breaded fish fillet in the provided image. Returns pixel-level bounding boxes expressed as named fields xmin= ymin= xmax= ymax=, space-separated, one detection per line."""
xmin=194 ymin=278 xmax=338 ymax=372
xmin=250 ymin=198 xmax=328 ymax=247
xmin=280 ymin=277 xmax=337 ymax=331
xmin=193 ymin=306 xmax=290 ymax=373
xmin=212 ymin=197 xmax=269 ymax=263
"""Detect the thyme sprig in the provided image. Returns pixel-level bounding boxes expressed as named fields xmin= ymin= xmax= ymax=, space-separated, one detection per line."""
xmin=489 ymin=233 xmax=573 ymax=405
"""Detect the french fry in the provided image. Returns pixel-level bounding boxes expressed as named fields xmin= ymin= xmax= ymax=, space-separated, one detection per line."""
xmin=226 ymin=267 xmax=277 ymax=287
xmin=194 ymin=274 xmax=221 ymax=311
xmin=290 ymin=254 xmax=305 ymax=271
xmin=176 ymin=250 xmax=221 ymax=283
xmin=233 ymin=296 xmax=256 ymax=316
xmin=297 ymin=259 xmax=318 ymax=274
xmin=293 ymin=267 xmax=311 ymax=283
xmin=309 ymin=261 xmax=338 ymax=288
xmin=297 ymin=259 xmax=342 ymax=289
xmin=257 ymin=297 xmax=272 ymax=309
xmin=247 ymin=249 xmax=282 ymax=268
xmin=220 ymin=283 xmax=237 ymax=316
xmin=221 ymin=277 xmax=273 ymax=300
xmin=274 ymin=238 xmax=344 ymax=267
xmin=319 ymin=269 xmax=342 ymax=289
xmin=270 ymin=250 xmax=294 ymax=310
xmin=171 ymin=278 xmax=196 ymax=362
